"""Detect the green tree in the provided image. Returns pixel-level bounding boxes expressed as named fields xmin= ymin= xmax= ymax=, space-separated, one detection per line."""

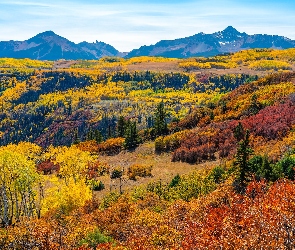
xmin=248 ymin=94 xmax=262 ymax=115
xmin=153 ymin=101 xmax=168 ymax=138
xmin=86 ymin=129 xmax=94 ymax=141
xmin=124 ymin=121 xmax=140 ymax=149
xmin=79 ymin=228 xmax=114 ymax=248
xmin=275 ymin=156 xmax=295 ymax=180
xmin=248 ymin=155 xmax=274 ymax=181
xmin=94 ymin=129 xmax=103 ymax=144
xmin=117 ymin=116 xmax=126 ymax=138
xmin=73 ymin=129 xmax=80 ymax=145
xmin=234 ymin=130 xmax=253 ymax=189
xmin=233 ymin=122 xmax=245 ymax=141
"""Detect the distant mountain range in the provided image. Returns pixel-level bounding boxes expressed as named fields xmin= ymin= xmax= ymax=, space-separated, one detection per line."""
xmin=128 ymin=26 xmax=295 ymax=58
xmin=1 ymin=26 xmax=295 ymax=60
xmin=0 ymin=31 xmax=123 ymax=60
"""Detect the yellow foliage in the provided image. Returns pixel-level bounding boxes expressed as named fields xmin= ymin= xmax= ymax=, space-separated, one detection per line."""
xmin=98 ymin=137 xmax=125 ymax=155
xmin=127 ymin=164 xmax=153 ymax=180
xmin=151 ymin=225 xmax=181 ymax=248
xmin=44 ymin=145 xmax=94 ymax=182
xmin=41 ymin=176 xmax=92 ymax=215
xmin=179 ymin=61 xmax=211 ymax=70
xmin=130 ymin=208 xmax=162 ymax=227
xmin=248 ymin=60 xmax=292 ymax=71
xmin=0 ymin=142 xmax=42 ymax=162
xmin=0 ymin=149 xmax=42 ymax=222
xmin=0 ymin=58 xmax=53 ymax=69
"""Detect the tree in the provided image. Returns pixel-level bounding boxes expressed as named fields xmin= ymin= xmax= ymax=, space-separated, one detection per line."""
xmin=49 ymin=146 xmax=94 ymax=184
xmin=0 ymin=150 xmax=41 ymax=226
xmin=248 ymin=94 xmax=262 ymax=115
xmin=73 ymin=129 xmax=80 ymax=145
xmin=117 ymin=116 xmax=126 ymax=138
xmin=153 ymin=101 xmax=168 ymax=138
xmin=233 ymin=122 xmax=245 ymax=141
xmin=124 ymin=121 xmax=140 ymax=149
xmin=86 ymin=129 xmax=94 ymax=141
xmin=234 ymin=129 xmax=253 ymax=190
xmin=94 ymin=129 xmax=103 ymax=144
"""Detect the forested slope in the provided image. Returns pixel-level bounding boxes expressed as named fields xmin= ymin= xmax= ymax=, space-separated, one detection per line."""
xmin=0 ymin=50 xmax=295 ymax=249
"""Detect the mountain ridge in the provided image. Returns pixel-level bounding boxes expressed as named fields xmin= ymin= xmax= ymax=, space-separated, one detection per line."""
xmin=0 ymin=31 xmax=121 ymax=60
xmin=1 ymin=27 xmax=295 ymax=60
xmin=127 ymin=26 xmax=295 ymax=58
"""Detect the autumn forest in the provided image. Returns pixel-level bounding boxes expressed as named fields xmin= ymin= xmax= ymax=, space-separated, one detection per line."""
xmin=1 ymin=49 xmax=295 ymax=249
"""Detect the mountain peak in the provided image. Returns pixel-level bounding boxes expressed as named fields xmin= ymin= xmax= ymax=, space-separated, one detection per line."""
xmin=29 ymin=31 xmax=61 ymax=42
xmin=220 ymin=26 xmax=241 ymax=38
xmin=36 ymin=30 xmax=57 ymax=37
xmin=222 ymin=26 xmax=240 ymax=34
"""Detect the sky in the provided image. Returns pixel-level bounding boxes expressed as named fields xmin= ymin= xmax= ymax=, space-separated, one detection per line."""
xmin=1 ymin=0 xmax=295 ymax=52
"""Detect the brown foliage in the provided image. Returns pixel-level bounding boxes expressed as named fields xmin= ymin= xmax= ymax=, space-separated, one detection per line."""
xmin=37 ymin=160 xmax=60 ymax=175
xmin=87 ymin=161 xmax=110 ymax=179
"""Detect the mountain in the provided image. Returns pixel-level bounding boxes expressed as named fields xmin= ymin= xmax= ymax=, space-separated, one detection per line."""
xmin=127 ymin=26 xmax=295 ymax=58
xmin=1 ymin=27 xmax=295 ymax=60
xmin=0 ymin=31 xmax=121 ymax=60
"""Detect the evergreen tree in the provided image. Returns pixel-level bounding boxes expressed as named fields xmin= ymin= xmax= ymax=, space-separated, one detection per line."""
xmin=153 ymin=101 xmax=168 ymax=137
xmin=86 ymin=129 xmax=94 ymax=141
xmin=234 ymin=122 xmax=245 ymax=141
xmin=117 ymin=116 xmax=126 ymax=137
xmin=94 ymin=129 xmax=103 ymax=144
xmin=124 ymin=121 xmax=139 ymax=149
xmin=248 ymin=94 xmax=262 ymax=115
xmin=234 ymin=130 xmax=253 ymax=190
xmin=73 ymin=129 xmax=80 ymax=145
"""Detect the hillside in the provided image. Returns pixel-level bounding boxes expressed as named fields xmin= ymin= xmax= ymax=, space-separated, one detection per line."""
xmin=1 ymin=51 xmax=295 ymax=248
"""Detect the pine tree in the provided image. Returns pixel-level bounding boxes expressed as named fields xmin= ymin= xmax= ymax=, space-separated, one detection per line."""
xmin=86 ymin=129 xmax=94 ymax=141
xmin=234 ymin=122 xmax=245 ymax=141
xmin=73 ymin=129 xmax=80 ymax=145
xmin=94 ymin=130 xmax=103 ymax=144
xmin=153 ymin=101 xmax=168 ymax=138
xmin=117 ymin=116 xmax=126 ymax=137
xmin=234 ymin=129 xmax=253 ymax=189
xmin=124 ymin=121 xmax=139 ymax=149
xmin=248 ymin=94 xmax=261 ymax=115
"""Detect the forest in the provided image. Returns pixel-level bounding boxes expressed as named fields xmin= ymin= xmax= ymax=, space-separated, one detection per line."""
xmin=0 ymin=48 xmax=295 ymax=249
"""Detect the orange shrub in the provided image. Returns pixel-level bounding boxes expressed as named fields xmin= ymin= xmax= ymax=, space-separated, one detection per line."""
xmin=97 ymin=137 xmax=125 ymax=155
xmin=127 ymin=164 xmax=153 ymax=180
xmin=77 ymin=140 xmax=99 ymax=154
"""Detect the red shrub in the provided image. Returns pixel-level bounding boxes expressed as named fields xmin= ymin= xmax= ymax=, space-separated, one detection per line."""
xmin=37 ymin=160 xmax=60 ymax=175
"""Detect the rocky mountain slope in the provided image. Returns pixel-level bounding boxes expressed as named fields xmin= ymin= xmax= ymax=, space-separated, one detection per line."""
xmin=127 ymin=26 xmax=295 ymax=58
xmin=1 ymin=26 xmax=295 ymax=59
xmin=0 ymin=31 xmax=121 ymax=60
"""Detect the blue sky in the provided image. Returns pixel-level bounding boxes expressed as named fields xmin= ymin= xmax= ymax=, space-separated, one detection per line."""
xmin=1 ymin=0 xmax=295 ymax=51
